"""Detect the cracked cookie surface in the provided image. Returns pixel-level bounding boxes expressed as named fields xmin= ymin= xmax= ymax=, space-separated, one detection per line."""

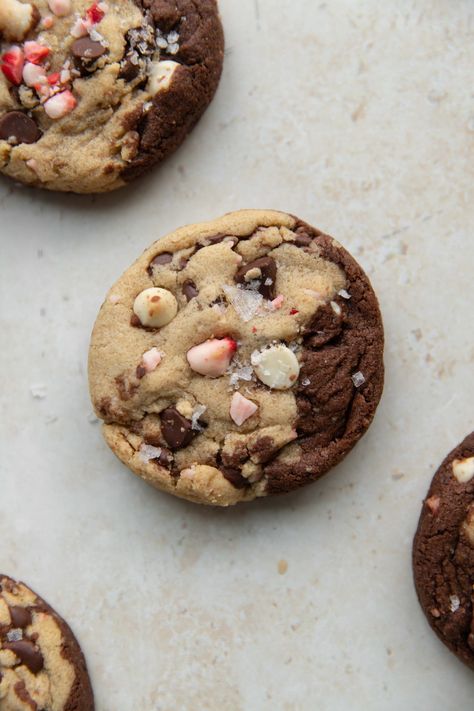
xmin=413 ymin=432 xmax=474 ymax=670
xmin=88 ymin=209 xmax=384 ymax=506
xmin=0 ymin=574 xmax=94 ymax=710
xmin=0 ymin=0 xmax=224 ymax=192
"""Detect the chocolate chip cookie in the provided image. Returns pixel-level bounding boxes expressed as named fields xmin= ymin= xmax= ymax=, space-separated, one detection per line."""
xmin=0 ymin=574 xmax=94 ymax=709
xmin=413 ymin=432 xmax=474 ymax=670
xmin=88 ymin=210 xmax=385 ymax=506
xmin=0 ymin=0 xmax=224 ymax=192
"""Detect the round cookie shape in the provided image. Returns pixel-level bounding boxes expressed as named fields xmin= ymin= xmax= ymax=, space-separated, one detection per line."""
xmin=413 ymin=432 xmax=474 ymax=670
xmin=0 ymin=0 xmax=224 ymax=193
xmin=88 ymin=209 xmax=385 ymax=506
xmin=0 ymin=573 xmax=94 ymax=710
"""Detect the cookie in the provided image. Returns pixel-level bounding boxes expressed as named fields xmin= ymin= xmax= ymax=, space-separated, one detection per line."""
xmin=88 ymin=209 xmax=384 ymax=506
xmin=0 ymin=574 xmax=94 ymax=710
xmin=0 ymin=0 xmax=224 ymax=193
xmin=413 ymin=432 xmax=474 ymax=670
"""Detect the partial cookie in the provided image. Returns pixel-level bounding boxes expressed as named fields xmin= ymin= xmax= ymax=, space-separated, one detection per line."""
xmin=0 ymin=0 xmax=224 ymax=192
xmin=88 ymin=209 xmax=384 ymax=506
xmin=413 ymin=432 xmax=474 ymax=670
xmin=0 ymin=573 xmax=94 ymax=710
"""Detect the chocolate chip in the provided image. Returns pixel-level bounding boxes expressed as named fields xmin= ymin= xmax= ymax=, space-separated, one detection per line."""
xmin=14 ymin=680 xmax=36 ymax=707
xmin=9 ymin=606 xmax=32 ymax=629
xmin=5 ymin=639 xmax=44 ymax=674
xmin=293 ymin=233 xmax=312 ymax=247
xmin=147 ymin=252 xmax=173 ymax=275
xmin=208 ymin=234 xmax=238 ymax=246
xmin=119 ymin=55 xmax=141 ymax=82
xmin=0 ymin=112 xmax=41 ymax=144
xmin=221 ymin=467 xmax=249 ymax=489
xmin=182 ymin=280 xmax=198 ymax=301
xmin=235 ymin=257 xmax=277 ymax=299
xmin=158 ymin=447 xmax=172 ymax=466
xmin=72 ymin=38 xmax=107 ymax=60
xmin=161 ymin=408 xmax=195 ymax=450
xmin=136 ymin=365 xmax=147 ymax=379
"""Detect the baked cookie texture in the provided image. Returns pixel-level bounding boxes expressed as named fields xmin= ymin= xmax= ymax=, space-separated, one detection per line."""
xmin=88 ymin=210 xmax=385 ymax=507
xmin=413 ymin=432 xmax=474 ymax=670
xmin=0 ymin=574 xmax=94 ymax=710
xmin=0 ymin=0 xmax=224 ymax=193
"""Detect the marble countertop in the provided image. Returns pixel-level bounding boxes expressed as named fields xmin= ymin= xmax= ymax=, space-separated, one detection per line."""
xmin=1 ymin=1 xmax=473 ymax=709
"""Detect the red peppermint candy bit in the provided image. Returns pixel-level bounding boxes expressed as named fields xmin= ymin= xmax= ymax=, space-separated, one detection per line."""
xmin=24 ymin=42 xmax=51 ymax=65
xmin=289 ymin=309 xmax=299 ymax=315
xmin=1 ymin=46 xmax=25 ymax=86
xmin=47 ymin=72 xmax=60 ymax=85
xmin=86 ymin=2 xmax=105 ymax=23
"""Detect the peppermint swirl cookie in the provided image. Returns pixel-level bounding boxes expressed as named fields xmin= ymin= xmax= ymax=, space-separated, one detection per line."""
xmin=88 ymin=210 xmax=384 ymax=506
xmin=0 ymin=574 xmax=94 ymax=710
xmin=413 ymin=433 xmax=474 ymax=670
xmin=0 ymin=0 xmax=224 ymax=192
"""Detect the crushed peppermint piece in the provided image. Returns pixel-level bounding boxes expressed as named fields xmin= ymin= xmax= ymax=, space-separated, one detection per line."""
xmin=351 ymin=371 xmax=366 ymax=388
xmin=301 ymin=377 xmax=310 ymax=386
xmin=168 ymin=43 xmax=179 ymax=55
xmin=338 ymin=289 xmax=351 ymax=299
xmin=330 ymin=300 xmax=342 ymax=316
xmin=141 ymin=347 xmax=162 ymax=373
xmin=142 ymin=101 xmax=152 ymax=112
xmin=264 ymin=278 xmax=273 ymax=286
xmin=6 ymin=629 xmax=23 ymax=642
xmin=449 ymin=595 xmax=460 ymax=612
xmin=139 ymin=443 xmax=162 ymax=464
xmin=268 ymin=294 xmax=284 ymax=311
xmin=191 ymin=404 xmax=207 ymax=431
xmin=44 ymin=89 xmax=76 ymax=119
xmin=222 ymin=284 xmax=263 ymax=322
xmin=230 ymin=392 xmax=258 ymax=426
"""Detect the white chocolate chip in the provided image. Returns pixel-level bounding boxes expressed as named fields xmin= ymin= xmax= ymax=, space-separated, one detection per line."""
xmin=0 ymin=0 xmax=38 ymax=42
xmin=251 ymin=344 xmax=300 ymax=390
xmin=452 ymin=457 xmax=474 ymax=484
xmin=147 ymin=60 xmax=180 ymax=94
xmin=133 ymin=287 xmax=178 ymax=328
xmin=331 ymin=301 xmax=342 ymax=316
xmin=139 ymin=443 xmax=162 ymax=464
xmin=462 ymin=504 xmax=474 ymax=546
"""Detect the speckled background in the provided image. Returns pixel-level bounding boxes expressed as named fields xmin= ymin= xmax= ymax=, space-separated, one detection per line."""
xmin=1 ymin=1 xmax=474 ymax=709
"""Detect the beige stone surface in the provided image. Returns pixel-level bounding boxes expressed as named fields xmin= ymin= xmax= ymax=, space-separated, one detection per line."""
xmin=0 ymin=0 xmax=474 ymax=708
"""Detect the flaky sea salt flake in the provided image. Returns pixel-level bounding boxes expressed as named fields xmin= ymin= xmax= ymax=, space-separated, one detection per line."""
xmin=191 ymin=404 xmax=207 ymax=431
xmin=139 ymin=444 xmax=162 ymax=464
xmin=351 ymin=371 xmax=365 ymax=388
xmin=222 ymin=285 xmax=263 ymax=322
xmin=449 ymin=595 xmax=460 ymax=612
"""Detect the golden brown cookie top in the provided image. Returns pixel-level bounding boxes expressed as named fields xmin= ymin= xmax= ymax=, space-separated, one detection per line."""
xmin=0 ymin=0 xmax=224 ymax=192
xmin=89 ymin=209 xmax=384 ymax=506
xmin=0 ymin=574 xmax=94 ymax=710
